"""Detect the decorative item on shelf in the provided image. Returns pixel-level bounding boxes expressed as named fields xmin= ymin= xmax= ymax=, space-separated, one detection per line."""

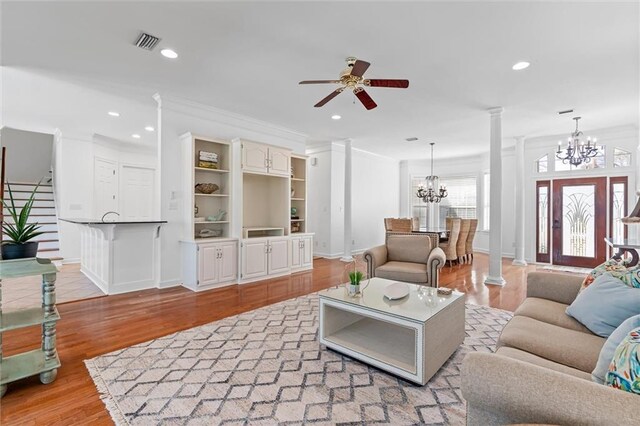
xmin=342 ymin=258 xmax=368 ymax=297
xmin=556 ymin=117 xmax=600 ymax=167
xmin=416 ymin=142 xmax=448 ymax=203
xmin=195 ymin=183 xmax=220 ymax=194
xmin=291 ymin=207 xmax=298 ymax=218
xmin=194 ymin=204 xmax=199 ymax=217
xmin=291 ymin=187 xmax=296 ymax=198
xmin=291 ymin=221 xmax=301 ymax=233
xmin=198 ymin=150 xmax=219 ymax=169
xmin=1 ymin=181 xmax=44 ymax=260
xmin=198 ymin=228 xmax=222 ymax=238
xmin=291 ymin=165 xmax=295 ymax=178
xmin=437 ymin=287 xmax=453 ymax=295
xmin=207 ymin=209 xmax=226 ymax=222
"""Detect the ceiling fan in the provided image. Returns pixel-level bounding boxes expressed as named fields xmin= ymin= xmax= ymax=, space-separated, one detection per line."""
xmin=299 ymin=57 xmax=409 ymax=110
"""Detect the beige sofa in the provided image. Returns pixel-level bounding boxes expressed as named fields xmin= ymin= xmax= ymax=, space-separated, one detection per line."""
xmin=363 ymin=234 xmax=446 ymax=287
xmin=461 ymin=272 xmax=636 ymax=425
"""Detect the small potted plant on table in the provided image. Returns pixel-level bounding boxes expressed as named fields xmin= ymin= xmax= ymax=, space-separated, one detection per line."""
xmin=348 ymin=270 xmax=364 ymax=296
xmin=1 ymin=183 xmax=43 ymax=260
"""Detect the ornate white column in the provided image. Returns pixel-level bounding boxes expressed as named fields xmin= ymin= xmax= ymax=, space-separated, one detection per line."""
xmin=513 ymin=136 xmax=527 ymax=266
xmin=485 ymin=107 xmax=505 ymax=286
xmin=341 ymin=139 xmax=353 ymax=262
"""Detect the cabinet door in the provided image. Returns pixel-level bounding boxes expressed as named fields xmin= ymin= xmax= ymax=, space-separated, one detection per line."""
xmin=290 ymin=237 xmax=301 ymax=269
xmin=242 ymin=240 xmax=268 ymax=279
xmin=268 ymin=147 xmax=290 ymax=177
xmin=242 ymin=141 xmax=268 ymax=173
xmin=301 ymin=236 xmax=313 ymax=267
xmin=198 ymin=244 xmax=219 ymax=285
xmin=268 ymin=239 xmax=290 ymax=275
xmin=218 ymin=242 xmax=238 ymax=283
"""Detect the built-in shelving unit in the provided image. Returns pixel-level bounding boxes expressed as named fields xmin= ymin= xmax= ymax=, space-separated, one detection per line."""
xmin=290 ymin=154 xmax=307 ymax=234
xmin=182 ymin=134 xmax=232 ymax=241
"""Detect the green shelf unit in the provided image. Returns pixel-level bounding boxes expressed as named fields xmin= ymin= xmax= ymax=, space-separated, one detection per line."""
xmin=0 ymin=257 xmax=59 ymax=398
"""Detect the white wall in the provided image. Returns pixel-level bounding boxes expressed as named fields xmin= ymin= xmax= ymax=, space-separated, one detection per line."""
xmin=156 ymin=95 xmax=308 ymax=287
xmin=0 ymin=127 xmax=54 ymax=183
xmin=53 ymin=133 xmax=157 ymax=262
xmin=307 ymin=142 xmax=400 ymax=258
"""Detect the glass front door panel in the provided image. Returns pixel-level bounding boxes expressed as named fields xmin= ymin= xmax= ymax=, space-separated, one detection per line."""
xmin=538 ymin=186 xmax=549 ymax=254
xmin=561 ymin=185 xmax=595 ymax=258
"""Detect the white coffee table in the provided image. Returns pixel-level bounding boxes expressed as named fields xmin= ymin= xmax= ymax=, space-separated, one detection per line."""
xmin=318 ymin=278 xmax=465 ymax=385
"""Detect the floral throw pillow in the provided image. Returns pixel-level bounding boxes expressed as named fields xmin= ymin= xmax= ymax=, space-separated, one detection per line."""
xmin=581 ymin=258 xmax=640 ymax=291
xmin=605 ymin=327 xmax=640 ymax=394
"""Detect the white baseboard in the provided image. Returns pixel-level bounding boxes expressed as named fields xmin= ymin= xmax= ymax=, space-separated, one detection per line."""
xmin=61 ymin=258 xmax=80 ymax=264
xmin=314 ymin=249 xmax=365 ymax=259
xmin=158 ymin=279 xmax=182 ymax=289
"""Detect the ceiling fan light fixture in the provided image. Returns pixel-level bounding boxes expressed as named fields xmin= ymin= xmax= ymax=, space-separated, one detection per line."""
xmin=512 ymin=61 xmax=530 ymax=71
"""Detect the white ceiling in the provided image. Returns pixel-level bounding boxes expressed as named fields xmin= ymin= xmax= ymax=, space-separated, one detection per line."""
xmin=1 ymin=1 xmax=638 ymax=159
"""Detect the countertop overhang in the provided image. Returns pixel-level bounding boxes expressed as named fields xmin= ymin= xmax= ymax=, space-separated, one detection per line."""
xmin=60 ymin=218 xmax=167 ymax=225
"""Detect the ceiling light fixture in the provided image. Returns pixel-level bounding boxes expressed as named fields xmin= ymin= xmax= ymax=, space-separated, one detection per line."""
xmin=108 ymin=111 xmax=120 ymax=117
xmin=512 ymin=61 xmax=530 ymax=71
xmin=331 ymin=114 xmax=341 ymax=120
xmin=132 ymin=134 xmax=141 ymax=139
xmin=145 ymin=126 xmax=155 ymax=132
xmin=416 ymin=142 xmax=448 ymax=203
xmin=556 ymin=117 xmax=599 ymax=167
xmin=160 ymin=48 xmax=178 ymax=59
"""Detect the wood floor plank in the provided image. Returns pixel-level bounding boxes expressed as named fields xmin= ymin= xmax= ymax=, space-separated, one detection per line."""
xmin=0 ymin=254 xmax=541 ymax=425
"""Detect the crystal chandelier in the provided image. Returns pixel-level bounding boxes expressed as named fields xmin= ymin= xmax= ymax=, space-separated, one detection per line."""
xmin=556 ymin=117 xmax=599 ymax=167
xmin=416 ymin=142 xmax=448 ymax=203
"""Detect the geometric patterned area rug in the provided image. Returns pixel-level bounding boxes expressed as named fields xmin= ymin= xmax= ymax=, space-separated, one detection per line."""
xmin=85 ymin=293 xmax=512 ymax=425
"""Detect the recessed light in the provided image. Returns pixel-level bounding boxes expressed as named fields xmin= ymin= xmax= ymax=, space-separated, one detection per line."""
xmin=108 ymin=111 xmax=120 ymax=117
xmin=331 ymin=114 xmax=341 ymax=120
xmin=512 ymin=61 xmax=530 ymax=71
xmin=160 ymin=48 xmax=178 ymax=59
xmin=132 ymin=134 xmax=141 ymax=139
xmin=145 ymin=126 xmax=155 ymax=132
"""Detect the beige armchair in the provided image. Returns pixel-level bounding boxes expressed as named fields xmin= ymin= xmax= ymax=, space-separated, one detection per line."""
xmin=439 ymin=218 xmax=461 ymax=268
xmin=363 ymin=234 xmax=446 ymax=287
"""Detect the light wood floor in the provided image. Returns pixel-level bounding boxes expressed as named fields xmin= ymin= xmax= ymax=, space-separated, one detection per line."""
xmin=1 ymin=253 xmax=546 ymax=425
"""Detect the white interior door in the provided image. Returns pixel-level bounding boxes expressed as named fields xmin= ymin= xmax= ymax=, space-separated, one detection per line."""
xmin=268 ymin=239 xmax=290 ymax=274
xmin=268 ymin=147 xmax=290 ymax=176
xmin=94 ymin=158 xmax=118 ymax=217
xmin=121 ymin=165 xmax=155 ymax=220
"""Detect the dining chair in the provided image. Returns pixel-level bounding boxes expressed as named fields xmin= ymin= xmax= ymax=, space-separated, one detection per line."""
xmin=465 ymin=219 xmax=478 ymax=263
xmin=456 ymin=219 xmax=471 ymax=264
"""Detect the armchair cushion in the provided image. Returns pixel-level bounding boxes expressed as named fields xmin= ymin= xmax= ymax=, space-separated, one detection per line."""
xmin=375 ymin=261 xmax=428 ymax=283
xmin=386 ymin=234 xmax=432 ymax=264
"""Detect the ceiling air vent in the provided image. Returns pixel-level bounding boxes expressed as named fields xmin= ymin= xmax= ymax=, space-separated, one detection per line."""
xmin=405 ymin=137 xmax=419 ymax=142
xmin=135 ymin=32 xmax=161 ymax=51
xmin=558 ymin=109 xmax=574 ymax=115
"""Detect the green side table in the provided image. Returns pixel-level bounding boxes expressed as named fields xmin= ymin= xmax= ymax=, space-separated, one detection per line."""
xmin=0 ymin=257 xmax=60 ymax=398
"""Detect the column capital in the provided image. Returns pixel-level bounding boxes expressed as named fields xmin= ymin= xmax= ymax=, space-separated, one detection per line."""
xmin=515 ymin=135 xmax=526 ymax=143
xmin=488 ymin=107 xmax=504 ymax=116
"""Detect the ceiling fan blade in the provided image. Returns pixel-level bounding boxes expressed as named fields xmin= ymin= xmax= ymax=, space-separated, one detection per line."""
xmin=365 ymin=79 xmax=410 ymax=88
xmin=314 ymin=88 xmax=344 ymax=107
xmin=354 ymin=88 xmax=377 ymax=110
xmin=350 ymin=60 xmax=370 ymax=78
xmin=299 ymin=80 xmax=341 ymax=85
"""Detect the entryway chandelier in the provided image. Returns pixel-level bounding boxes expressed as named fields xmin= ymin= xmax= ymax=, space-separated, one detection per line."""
xmin=416 ymin=142 xmax=448 ymax=203
xmin=556 ymin=117 xmax=599 ymax=167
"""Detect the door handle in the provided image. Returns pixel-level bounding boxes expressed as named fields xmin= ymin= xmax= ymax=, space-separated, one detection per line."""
xmin=552 ymin=219 xmax=561 ymax=229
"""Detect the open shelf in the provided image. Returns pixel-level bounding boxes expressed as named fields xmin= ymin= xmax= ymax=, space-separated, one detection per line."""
xmin=0 ymin=307 xmax=60 ymax=332
xmin=244 ymin=227 xmax=285 ymax=238
xmin=194 ymin=193 xmax=229 ymax=197
xmin=291 ymin=197 xmax=305 ymax=201
xmin=1 ymin=349 xmax=61 ymax=385
xmin=290 ymin=219 xmax=305 ymax=222
xmin=291 ymin=177 xmax=305 ymax=182
xmin=194 ymin=221 xmax=229 ymax=225
xmin=194 ymin=167 xmax=230 ymax=173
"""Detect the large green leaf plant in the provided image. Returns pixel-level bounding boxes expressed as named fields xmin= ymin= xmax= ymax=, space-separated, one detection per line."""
xmin=2 ymin=182 xmax=44 ymax=244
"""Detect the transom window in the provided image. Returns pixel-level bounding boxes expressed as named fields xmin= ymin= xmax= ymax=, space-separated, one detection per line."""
xmin=613 ymin=148 xmax=632 ymax=168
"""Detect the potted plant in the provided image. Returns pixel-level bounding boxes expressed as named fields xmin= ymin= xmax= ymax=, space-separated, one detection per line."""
xmin=348 ymin=270 xmax=364 ymax=296
xmin=1 ymin=182 xmax=43 ymax=260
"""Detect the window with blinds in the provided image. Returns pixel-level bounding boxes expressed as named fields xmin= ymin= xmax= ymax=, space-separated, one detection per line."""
xmin=411 ymin=176 xmax=477 ymax=228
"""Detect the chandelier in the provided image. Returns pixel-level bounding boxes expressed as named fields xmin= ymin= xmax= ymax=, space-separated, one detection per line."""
xmin=416 ymin=142 xmax=448 ymax=203
xmin=556 ymin=117 xmax=599 ymax=167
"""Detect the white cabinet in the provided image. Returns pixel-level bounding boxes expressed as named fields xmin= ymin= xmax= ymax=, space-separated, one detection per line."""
xmin=241 ymin=141 xmax=290 ymax=176
xmin=182 ymin=240 xmax=237 ymax=291
xmin=291 ymin=235 xmax=313 ymax=271
xmin=241 ymin=238 xmax=291 ymax=282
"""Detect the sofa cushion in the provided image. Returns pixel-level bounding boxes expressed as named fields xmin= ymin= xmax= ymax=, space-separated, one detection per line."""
xmin=499 ymin=315 xmax=605 ymax=372
xmin=581 ymin=258 xmax=640 ymax=291
xmin=566 ymin=273 xmax=640 ymax=337
xmin=496 ymin=346 xmax=591 ymax=380
xmin=375 ymin=261 xmax=428 ymax=283
xmin=593 ymin=315 xmax=640 ymax=384
xmin=386 ymin=234 xmax=432 ymax=264
xmin=605 ymin=327 xmax=640 ymax=394
xmin=514 ymin=297 xmax=591 ymax=334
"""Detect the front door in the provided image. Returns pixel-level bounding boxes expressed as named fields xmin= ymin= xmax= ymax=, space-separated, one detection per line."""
xmin=552 ymin=177 xmax=607 ymax=267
